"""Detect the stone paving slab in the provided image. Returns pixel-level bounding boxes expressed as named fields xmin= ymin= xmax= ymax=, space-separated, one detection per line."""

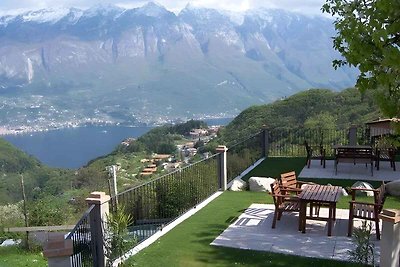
xmin=211 ymin=204 xmax=380 ymax=263
xmin=299 ymin=160 xmax=399 ymax=181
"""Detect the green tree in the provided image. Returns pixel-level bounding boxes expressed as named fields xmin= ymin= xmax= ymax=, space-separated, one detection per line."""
xmin=322 ymin=0 xmax=400 ymax=121
xmin=27 ymin=196 xmax=70 ymax=226
xmin=304 ymin=112 xmax=336 ymax=130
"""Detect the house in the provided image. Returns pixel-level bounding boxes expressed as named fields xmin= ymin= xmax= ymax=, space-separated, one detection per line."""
xmin=366 ymin=118 xmax=400 ymax=138
xmin=152 ymin=154 xmax=173 ymax=162
xmin=186 ymin=148 xmax=197 ymax=157
xmin=189 ymin=129 xmax=208 ymax=139
xmin=184 ymin=142 xmax=195 ymax=148
xmin=121 ymin=137 xmax=136 ymax=146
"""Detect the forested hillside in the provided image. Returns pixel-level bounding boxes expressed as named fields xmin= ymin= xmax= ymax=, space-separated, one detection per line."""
xmin=0 ymin=139 xmax=74 ymax=204
xmin=217 ymin=88 xmax=381 ymax=145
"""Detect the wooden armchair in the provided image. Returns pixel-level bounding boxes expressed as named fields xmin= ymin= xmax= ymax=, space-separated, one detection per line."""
xmin=304 ymin=141 xmax=326 ymax=168
xmin=348 ymin=182 xmax=386 ymax=240
xmin=279 ymin=171 xmax=314 ymax=194
xmin=280 ymin=171 xmax=323 ymax=216
xmin=375 ymin=147 xmax=396 ymax=171
xmin=270 ymin=180 xmax=300 ymax=229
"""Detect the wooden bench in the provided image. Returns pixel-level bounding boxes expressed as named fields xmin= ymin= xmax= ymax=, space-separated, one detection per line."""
xmin=334 ymin=145 xmax=374 ymax=175
xmin=348 ymin=182 xmax=386 ymax=240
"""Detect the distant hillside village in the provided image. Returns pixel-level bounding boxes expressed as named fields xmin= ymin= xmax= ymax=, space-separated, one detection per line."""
xmin=119 ymin=125 xmax=221 ymax=177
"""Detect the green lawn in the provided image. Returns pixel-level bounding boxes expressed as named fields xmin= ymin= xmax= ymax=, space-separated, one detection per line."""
xmin=0 ymin=246 xmax=47 ymax=267
xmin=242 ymin=157 xmax=306 ymax=181
xmin=126 ymin=157 xmax=400 ymax=267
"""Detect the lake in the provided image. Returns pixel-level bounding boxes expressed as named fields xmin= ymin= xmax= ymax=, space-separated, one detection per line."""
xmin=2 ymin=118 xmax=232 ymax=169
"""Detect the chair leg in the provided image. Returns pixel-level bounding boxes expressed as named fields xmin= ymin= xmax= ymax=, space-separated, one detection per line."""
xmin=277 ymin=211 xmax=283 ymax=220
xmin=348 ymin=209 xmax=354 ymax=237
xmin=335 ymin=160 xmax=338 ymax=175
xmin=272 ymin=210 xmax=278 ymax=229
xmin=370 ymin=162 xmax=373 ymax=176
xmin=375 ymin=219 xmax=380 ymax=240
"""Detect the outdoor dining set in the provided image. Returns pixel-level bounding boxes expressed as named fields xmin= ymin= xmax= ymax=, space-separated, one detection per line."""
xmin=304 ymin=141 xmax=397 ymax=175
xmin=270 ymin=171 xmax=386 ymax=238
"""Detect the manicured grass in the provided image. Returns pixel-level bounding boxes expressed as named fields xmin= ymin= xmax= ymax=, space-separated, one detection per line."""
xmin=0 ymin=246 xmax=47 ymax=267
xmin=242 ymin=157 xmax=306 ymax=181
xmin=127 ymin=191 xmax=362 ymax=267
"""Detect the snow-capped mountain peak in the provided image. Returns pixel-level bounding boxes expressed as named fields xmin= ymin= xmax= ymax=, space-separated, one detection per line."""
xmin=136 ymin=2 xmax=169 ymax=17
xmin=20 ymin=8 xmax=71 ymax=24
xmin=82 ymin=4 xmax=124 ymax=18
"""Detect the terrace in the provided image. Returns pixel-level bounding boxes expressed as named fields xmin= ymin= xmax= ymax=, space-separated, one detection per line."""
xmin=44 ymin=127 xmax=400 ymax=267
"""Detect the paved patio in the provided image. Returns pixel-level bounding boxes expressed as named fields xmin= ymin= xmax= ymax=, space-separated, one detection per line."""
xmin=211 ymin=204 xmax=380 ymax=264
xmin=299 ymin=160 xmax=399 ymax=181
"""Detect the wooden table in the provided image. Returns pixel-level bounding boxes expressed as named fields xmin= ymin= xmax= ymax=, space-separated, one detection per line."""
xmin=298 ymin=184 xmax=342 ymax=236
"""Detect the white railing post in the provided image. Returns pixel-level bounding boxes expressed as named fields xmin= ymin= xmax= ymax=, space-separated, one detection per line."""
xmin=86 ymin=191 xmax=111 ymax=267
xmin=216 ymin=145 xmax=228 ymax=191
xmin=378 ymin=209 xmax=400 ymax=267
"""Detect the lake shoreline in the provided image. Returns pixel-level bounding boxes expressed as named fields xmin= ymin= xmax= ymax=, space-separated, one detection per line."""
xmin=0 ymin=117 xmax=233 ymax=136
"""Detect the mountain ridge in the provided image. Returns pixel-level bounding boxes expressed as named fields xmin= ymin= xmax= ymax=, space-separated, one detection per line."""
xmin=0 ymin=2 xmax=358 ymax=129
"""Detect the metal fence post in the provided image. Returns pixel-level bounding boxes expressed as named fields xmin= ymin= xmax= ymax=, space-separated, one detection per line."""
xmin=43 ymin=233 xmax=73 ymax=267
xmin=378 ymin=209 xmax=400 ymax=267
xmin=216 ymin=145 xmax=228 ymax=191
xmin=86 ymin=192 xmax=111 ymax=267
xmin=348 ymin=125 xmax=357 ymax=145
xmin=262 ymin=128 xmax=269 ymax=158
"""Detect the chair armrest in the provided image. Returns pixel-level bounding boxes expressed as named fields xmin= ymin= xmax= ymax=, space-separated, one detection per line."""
xmin=273 ymin=193 xmax=299 ymax=200
xmin=281 ymin=186 xmax=302 ymax=192
xmin=297 ymin=181 xmax=315 ymax=185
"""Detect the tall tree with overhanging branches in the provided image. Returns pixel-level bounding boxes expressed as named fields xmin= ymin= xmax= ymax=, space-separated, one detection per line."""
xmin=322 ymin=0 xmax=400 ymax=124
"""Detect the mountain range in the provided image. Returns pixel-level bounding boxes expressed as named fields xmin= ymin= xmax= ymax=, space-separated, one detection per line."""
xmin=0 ymin=2 xmax=358 ymax=128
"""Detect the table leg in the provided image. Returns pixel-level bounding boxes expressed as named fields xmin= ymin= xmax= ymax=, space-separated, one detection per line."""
xmin=301 ymin=201 xmax=306 ymax=233
xmin=327 ymin=203 xmax=333 ymax=236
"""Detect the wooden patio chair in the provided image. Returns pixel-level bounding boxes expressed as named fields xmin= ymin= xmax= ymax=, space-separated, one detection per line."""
xmin=304 ymin=141 xmax=326 ymax=168
xmin=270 ymin=179 xmax=300 ymax=229
xmin=348 ymin=182 xmax=386 ymax=240
xmin=279 ymin=171 xmax=314 ymax=194
xmin=375 ymin=147 xmax=396 ymax=171
xmin=279 ymin=171 xmax=322 ymax=215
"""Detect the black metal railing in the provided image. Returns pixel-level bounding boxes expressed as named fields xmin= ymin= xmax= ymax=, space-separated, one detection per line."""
xmin=66 ymin=204 xmax=96 ymax=267
xmin=109 ymin=153 xmax=219 ymax=245
xmin=226 ymin=131 xmax=264 ymax=183
xmin=265 ymin=126 xmax=385 ymax=157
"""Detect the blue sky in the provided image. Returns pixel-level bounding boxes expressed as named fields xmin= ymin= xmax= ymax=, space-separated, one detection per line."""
xmin=0 ymin=0 xmax=327 ymax=16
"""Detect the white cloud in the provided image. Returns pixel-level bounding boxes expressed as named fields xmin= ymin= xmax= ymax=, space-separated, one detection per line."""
xmin=0 ymin=0 xmax=327 ymax=16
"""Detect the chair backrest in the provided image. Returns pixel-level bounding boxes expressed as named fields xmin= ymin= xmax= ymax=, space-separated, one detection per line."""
xmin=304 ymin=141 xmax=311 ymax=156
xmin=374 ymin=182 xmax=386 ymax=213
xmin=270 ymin=180 xmax=283 ymax=206
xmin=280 ymin=171 xmax=297 ymax=189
